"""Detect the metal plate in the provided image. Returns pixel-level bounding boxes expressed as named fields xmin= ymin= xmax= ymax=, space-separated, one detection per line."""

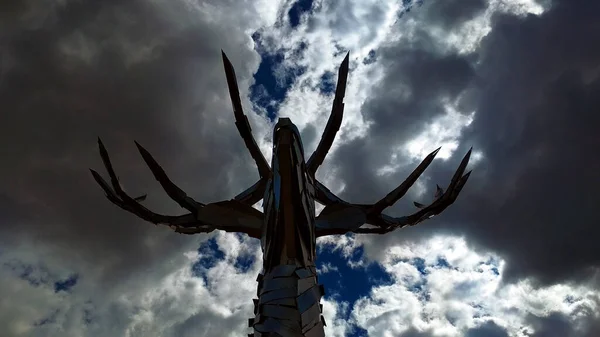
xmin=260 ymin=277 xmax=297 ymax=295
xmin=297 ymin=286 xmax=321 ymax=313
xmin=262 ymin=305 xmax=300 ymax=321
xmin=259 ymin=287 xmax=297 ymax=304
xmin=305 ymin=320 xmax=325 ymax=337
xmin=297 ymin=276 xmax=316 ymax=295
xmin=255 ymin=318 xmax=298 ymax=337
xmin=265 ymin=264 xmax=297 ymax=279
xmin=294 ymin=267 xmax=312 ymax=279
xmin=300 ymin=302 xmax=321 ymax=328
xmin=259 ymin=297 xmax=295 ymax=307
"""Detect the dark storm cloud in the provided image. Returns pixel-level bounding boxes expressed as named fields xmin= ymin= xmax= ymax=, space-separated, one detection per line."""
xmin=0 ymin=0 xmax=262 ymax=319
xmin=447 ymin=0 xmax=600 ymax=285
xmin=331 ymin=0 xmax=600 ymax=287
xmin=332 ymin=27 xmax=476 ymax=204
xmin=465 ymin=322 xmax=509 ymax=337
xmin=525 ymin=311 xmax=600 ymax=337
xmin=422 ymin=0 xmax=487 ymax=29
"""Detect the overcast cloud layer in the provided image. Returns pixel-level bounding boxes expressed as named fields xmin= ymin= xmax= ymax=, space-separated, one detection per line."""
xmin=1 ymin=0 xmax=599 ymax=336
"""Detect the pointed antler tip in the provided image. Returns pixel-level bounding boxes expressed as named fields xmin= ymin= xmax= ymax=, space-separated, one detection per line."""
xmin=89 ymin=169 xmax=102 ymax=181
xmin=339 ymin=53 xmax=350 ymax=71
xmin=134 ymin=142 xmax=152 ymax=160
xmin=134 ymin=141 xmax=147 ymax=154
xmin=221 ymin=51 xmax=230 ymax=62
xmin=97 ymin=139 xmax=107 ymax=152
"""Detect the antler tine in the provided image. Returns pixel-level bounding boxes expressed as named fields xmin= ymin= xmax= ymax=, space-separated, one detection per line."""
xmin=307 ymin=52 xmax=349 ymax=176
xmin=369 ymin=146 xmax=442 ymax=215
xmin=233 ymin=179 xmax=267 ymax=205
xmin=171 ymin=226 xmax=216 ymax=235
xmin=399 ymin=172 xmax=471 ymax=227
xmin=447 ymin=147 xmax=472 ymax=191
xmin=89 ymin=168 xmax=130 ymax=208
xmin=314 ymin=179 xmax=347 ymax=205
xmin=221 ymin=50 xmax=271 ymax=179
xmin=451 ymin=170 xmax=471 ymax=199
xmin=387 ymin=150 xmax=473 ymax=228
xmin=134 ymin=141 xmax=204 ymax=213
xmin=92 ymin=138 xmax=197 ymax=226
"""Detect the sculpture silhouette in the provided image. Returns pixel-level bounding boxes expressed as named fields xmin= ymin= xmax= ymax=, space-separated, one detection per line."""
xmin=91 ymin=51 xmax=472 ymax=337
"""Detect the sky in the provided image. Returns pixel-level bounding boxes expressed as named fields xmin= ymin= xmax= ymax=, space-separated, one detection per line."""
xmin=0 ymin=0 xmax=599 ymax=336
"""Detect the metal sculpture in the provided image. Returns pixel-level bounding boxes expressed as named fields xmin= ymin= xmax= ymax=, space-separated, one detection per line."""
xmin=90 ymin=51 xmax=472 ymax=337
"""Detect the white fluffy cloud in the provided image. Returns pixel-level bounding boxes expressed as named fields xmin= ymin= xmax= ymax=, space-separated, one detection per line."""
xmin=344 ymin=236 xmax=599 ymax=337
xmin=0 ymin=232 xmax=262 ymax=337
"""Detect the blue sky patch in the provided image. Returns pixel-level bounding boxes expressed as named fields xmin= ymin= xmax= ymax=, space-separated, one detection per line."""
xmin=234 ymin=252 xmax=255 ymax=273
xmin=362 ymin=49 xmax=377 ymax=65
xmin=288 ymin=0 xmax=314 ymax=28
xmin=191 ymin=238 xmax=225 ymax=284
xmin=317 ymin=241 xmax=393 ymax=315
xmin=409 ymin=280 xmax=431 ymax=302
xmin=250 ymin=32 xmax=308 ymax=121
xmin=412 ymin=257 xmax=427 ymax=275
xmin=319 ymin=71 xmax=336 ymax=95
xmin=54 ymin=274 xmax=78 ymax=293
xmin=397 ymin=0 xmax=425 ymax=19
xmin=4 ymin=260 xmax=50 ymax=287
xmin=351 ymin=326 xmax=369 ymax=337
xmin=436 ymin=257 xmax=451 ymax=269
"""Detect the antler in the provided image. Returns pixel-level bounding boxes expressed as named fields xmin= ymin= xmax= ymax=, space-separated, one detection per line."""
xmin=90 ymin=138 xmax=263 ymax=237
xmin=315 ymin=148 xmax=472 ymax=236
xmin=222 ymin=51 xmax=272 ymax=205
xmin=306 ymin=52 xmax=349 ymax=177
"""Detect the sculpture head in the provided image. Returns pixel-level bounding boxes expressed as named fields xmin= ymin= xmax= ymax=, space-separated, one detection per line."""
xmin=260 ymin=117 xmax=317 ymax=271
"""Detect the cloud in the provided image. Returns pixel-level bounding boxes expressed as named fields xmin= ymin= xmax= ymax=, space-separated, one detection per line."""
xmin=294 ymin=0 xmax=600 ymax=287
xmin=0 ymin=0 xmax=271 ymax=335
xmin=347 ymin=236 xmax=599 ymax=337
xmin=0 ymin=231 xmax=262 ymax=337
xmin=2 ymin=0 xmax=599 ymax=336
